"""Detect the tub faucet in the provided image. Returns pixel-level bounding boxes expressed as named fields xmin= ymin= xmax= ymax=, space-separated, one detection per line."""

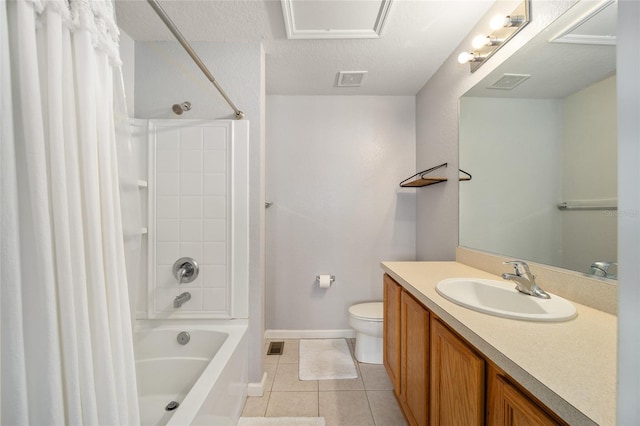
xmin=174 ymin=292 xmax=191 ymax=308
xmin=501 ymin=260 xmax=550 ymax=299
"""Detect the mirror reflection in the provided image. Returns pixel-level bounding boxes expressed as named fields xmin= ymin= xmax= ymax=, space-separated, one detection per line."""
xmin=459 ymin=0 xmax=618 ymax=278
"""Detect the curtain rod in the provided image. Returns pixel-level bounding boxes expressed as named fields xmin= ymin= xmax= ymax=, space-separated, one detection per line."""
xmin=146 ymin=0 xmax=245 ymax=120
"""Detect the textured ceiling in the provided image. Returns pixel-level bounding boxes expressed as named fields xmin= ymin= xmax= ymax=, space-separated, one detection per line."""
xmin=115 ymin=0 xmax=494 ymax=95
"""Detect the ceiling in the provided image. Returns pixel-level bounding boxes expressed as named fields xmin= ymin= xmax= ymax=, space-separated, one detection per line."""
xmin=115 ymin=0 xmax=494 ymax=95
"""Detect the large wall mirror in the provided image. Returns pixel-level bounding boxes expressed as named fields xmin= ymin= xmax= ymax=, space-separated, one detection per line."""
xmin=459 ymin=0 xmax=618 ymax=279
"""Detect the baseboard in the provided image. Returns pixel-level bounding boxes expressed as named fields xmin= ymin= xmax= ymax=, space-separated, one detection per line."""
xmin=264 ymin=329 xmax=356 ymax=339
xmin=247 ymin=372 xmax=267 ymax=397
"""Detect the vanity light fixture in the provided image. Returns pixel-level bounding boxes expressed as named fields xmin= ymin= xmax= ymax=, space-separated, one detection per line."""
xmin=458 ymin=0 xmax=530 ymax=72
xmin=490 ymin=13 xmax=525 ymax=30
xmin=457 ymin=51 xmax=483 ymax=64
xmin=471 ymin=35 xmax=502 ymax=49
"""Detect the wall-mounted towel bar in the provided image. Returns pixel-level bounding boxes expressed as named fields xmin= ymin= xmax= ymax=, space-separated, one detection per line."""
xmin=399 ymin=163 xmax=472 ymax=188
xmin=557 ymin=199 xmax=617 ymax=211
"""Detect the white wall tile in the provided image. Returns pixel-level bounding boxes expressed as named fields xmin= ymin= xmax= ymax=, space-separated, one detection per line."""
xmin=180 ymin=150 xmax=203 ymax=173
xmin=202 ymin=265 xmax=226 ymax=288
xmin=203 ymin=242 xmax=226 ymax=265
xmin=156 ymin=196 xmax=180 ymax=219
xmin=156 ymin=219 xmax=180 ymax=242
xmin=156 ymin=150 xmax=180 ymax=172
xmin=180 ymin=197 xmax=202 ymax=219
xmin=203 ymin=173 xmax=226 ymax=196
xmin=203 ymin=288 xmax=227 ymax=311
xmin=203 ymin=127 xmax=227 ymax=150
xmin=180 ymin=220 xmax=203 ymax=241
xmin=180 ymin=127 xmax=203 ymax=150
xmin=151 ymin=121 xmax=237 ymax=319
xmin=157 ymin=173 xmax=180 ymax=196
xmin=157 ymin=242 xmax=180 ymax=265
xmin=156 ymin=265 xmax=176 ymax=288
xmin=180 ymin=173 xmax=202 ymax=196
xmin=156 ymin=128 xmax=180 ymax=151
xmin=203 ymin=150 xmax=226 ymax=173
xmin=180 ymin=242 xmax=203 ymax=263
xmin=204 ymin=219 xmax=226 ymax=242
xmin=203 ymin=197 xmax=226 ymax=219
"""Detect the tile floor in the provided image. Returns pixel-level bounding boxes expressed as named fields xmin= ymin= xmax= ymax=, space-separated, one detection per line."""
xmin=240 ymin=339 xmax=407 ymax=426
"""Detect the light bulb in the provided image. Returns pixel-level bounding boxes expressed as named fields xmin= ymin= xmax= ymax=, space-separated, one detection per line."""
xmin=490 ymin=14 xmax=507 ymax=30
xmin=458 ymin=52 xmax=473 ymax=64
xmin=472 ymin=35 xmax=489 ymax=49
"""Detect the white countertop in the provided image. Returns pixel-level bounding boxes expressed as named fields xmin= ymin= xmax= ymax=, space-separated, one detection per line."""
xmin=381 ymin=261 xmax=617 ymax=426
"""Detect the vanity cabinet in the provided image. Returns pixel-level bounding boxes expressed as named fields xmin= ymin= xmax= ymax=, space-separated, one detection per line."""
xmin=383 ymin=274 xmax=401 ymax=392
xmin=383 ymin=273 xmax=565 ymax=426
xmin=430 ymin=317 xmax=484 ymax=425
xmin=400 ymin=290 xmax=430 ymax=426
xmin=487 ymin=364 xmax=563 ymax=426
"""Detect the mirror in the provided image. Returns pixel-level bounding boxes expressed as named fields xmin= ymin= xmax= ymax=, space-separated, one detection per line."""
xmin=459 ymin=0 xmax=618 ymax=278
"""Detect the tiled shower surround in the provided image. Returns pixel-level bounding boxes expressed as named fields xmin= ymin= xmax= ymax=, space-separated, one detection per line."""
xmin=150 ymin=121 xmax=232 ymax=317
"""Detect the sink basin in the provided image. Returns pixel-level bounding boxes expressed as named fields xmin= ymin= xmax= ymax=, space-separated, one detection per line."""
xmin=436 ymin=278 xmax=577 ymax=322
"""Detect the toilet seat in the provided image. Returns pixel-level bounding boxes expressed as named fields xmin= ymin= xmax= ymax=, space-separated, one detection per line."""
xmin=349 ymin=302 xmax=383 ymax=322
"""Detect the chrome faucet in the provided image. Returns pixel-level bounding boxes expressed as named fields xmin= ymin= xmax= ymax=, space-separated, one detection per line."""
xmin=501 ymin=260 xmax=550 ymax=299
xmin=588 ymin=261 xmax=617 ymax=279
xmin=174 ymin=292 xmax=191 ymax=308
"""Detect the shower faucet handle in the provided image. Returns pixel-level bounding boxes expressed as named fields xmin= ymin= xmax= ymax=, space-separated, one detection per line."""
xmin=173 ymin=257 xmax=199 ymax=284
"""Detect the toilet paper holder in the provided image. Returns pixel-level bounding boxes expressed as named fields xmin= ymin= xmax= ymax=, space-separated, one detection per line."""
xmin=315 ymin=275 xmax=335 ymax=283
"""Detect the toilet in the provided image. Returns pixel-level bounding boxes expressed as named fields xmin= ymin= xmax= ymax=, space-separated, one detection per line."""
xmin=348 ymin=302 xmax=384 ymax=364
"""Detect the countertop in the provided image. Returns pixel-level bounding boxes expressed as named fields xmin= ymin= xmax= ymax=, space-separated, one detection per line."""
xmin=381 ymin=261 xmax=616 ymax=426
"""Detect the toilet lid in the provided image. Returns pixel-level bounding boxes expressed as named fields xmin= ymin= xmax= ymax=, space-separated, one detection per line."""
xmin=349 ymin=302 xmax=383 ymax=321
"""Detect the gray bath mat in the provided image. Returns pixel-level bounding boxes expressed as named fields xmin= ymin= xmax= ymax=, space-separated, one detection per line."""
xmin=237 ymin=417 xmax=325 ymax=426
xmin=299 ymin=338 xmax=357 ymax=380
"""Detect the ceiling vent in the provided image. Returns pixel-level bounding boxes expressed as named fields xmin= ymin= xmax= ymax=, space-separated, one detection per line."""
xmin=487 ymin=73 xmax=531 ymax=90
xmin=337 ymin=71 xmax=368 ymax=87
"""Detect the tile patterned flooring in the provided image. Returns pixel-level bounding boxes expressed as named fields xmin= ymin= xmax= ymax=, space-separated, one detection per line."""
xmin=240 ymin=339 xmax=407 ymax=426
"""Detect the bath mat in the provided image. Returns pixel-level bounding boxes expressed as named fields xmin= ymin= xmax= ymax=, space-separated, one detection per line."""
xmin=237 ymin=417 xmax=325 ymax=426
xmin=298 ymin=338 xmax=357 ymax=380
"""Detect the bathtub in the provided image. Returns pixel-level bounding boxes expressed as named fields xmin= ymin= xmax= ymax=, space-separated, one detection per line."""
xmin=134 ymin=321 xmax=248 ymax=426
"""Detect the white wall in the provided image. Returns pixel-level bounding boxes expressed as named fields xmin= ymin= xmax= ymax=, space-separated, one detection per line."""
xmin=266 ymin=96 xmax=416 ymax=331
xmin=134 ymin=41 xmax=265 ymax=383
xmin=561 ymin=75 xmax=617 ymax=272
xmin=459 ymin=97 xmax=563 ymax=266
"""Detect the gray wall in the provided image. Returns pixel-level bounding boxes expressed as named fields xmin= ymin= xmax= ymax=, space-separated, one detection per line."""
xmin=265 ymin=96 xmax=416 ymax=332
xmin=616 ymin=0 xmax=640 ymax=421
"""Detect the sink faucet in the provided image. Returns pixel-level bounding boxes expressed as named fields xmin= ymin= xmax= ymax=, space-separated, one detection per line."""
xmin=174 ymin=292 xmax=191 ymax=308
xmin=501 ymin=261 xmax=550 ymax=299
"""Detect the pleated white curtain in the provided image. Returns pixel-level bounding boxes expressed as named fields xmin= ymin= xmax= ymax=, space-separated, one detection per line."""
xmin=1 ymin=0 xmax=140 ymax=424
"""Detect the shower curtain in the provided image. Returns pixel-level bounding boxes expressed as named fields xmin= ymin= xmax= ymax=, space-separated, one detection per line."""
xmin=1 ymin=0 xmax=140 ymax=424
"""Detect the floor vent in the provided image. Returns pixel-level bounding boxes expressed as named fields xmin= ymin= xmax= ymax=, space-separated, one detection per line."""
xmin=267 ymin=341 xmax=284 ymax=355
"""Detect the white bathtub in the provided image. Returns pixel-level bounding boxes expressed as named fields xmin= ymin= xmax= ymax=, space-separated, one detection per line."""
xmin=134 ymin=321 xmax=248 ymax=426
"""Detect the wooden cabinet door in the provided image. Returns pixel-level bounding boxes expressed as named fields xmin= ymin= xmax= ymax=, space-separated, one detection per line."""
xmin=383 ymin=274 xmax=402 ymax=393
xmin=400 ymin=291 xmax=430 ymax=426
xmin=430 ymin=317 xmax=485 ymax=426
xmin=487 ymin=365 xmax=564 ymax=426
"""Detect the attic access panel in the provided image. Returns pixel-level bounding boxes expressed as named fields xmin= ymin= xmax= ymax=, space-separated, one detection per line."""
xmin=281 ymin=0 xmax=393 ymax=39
